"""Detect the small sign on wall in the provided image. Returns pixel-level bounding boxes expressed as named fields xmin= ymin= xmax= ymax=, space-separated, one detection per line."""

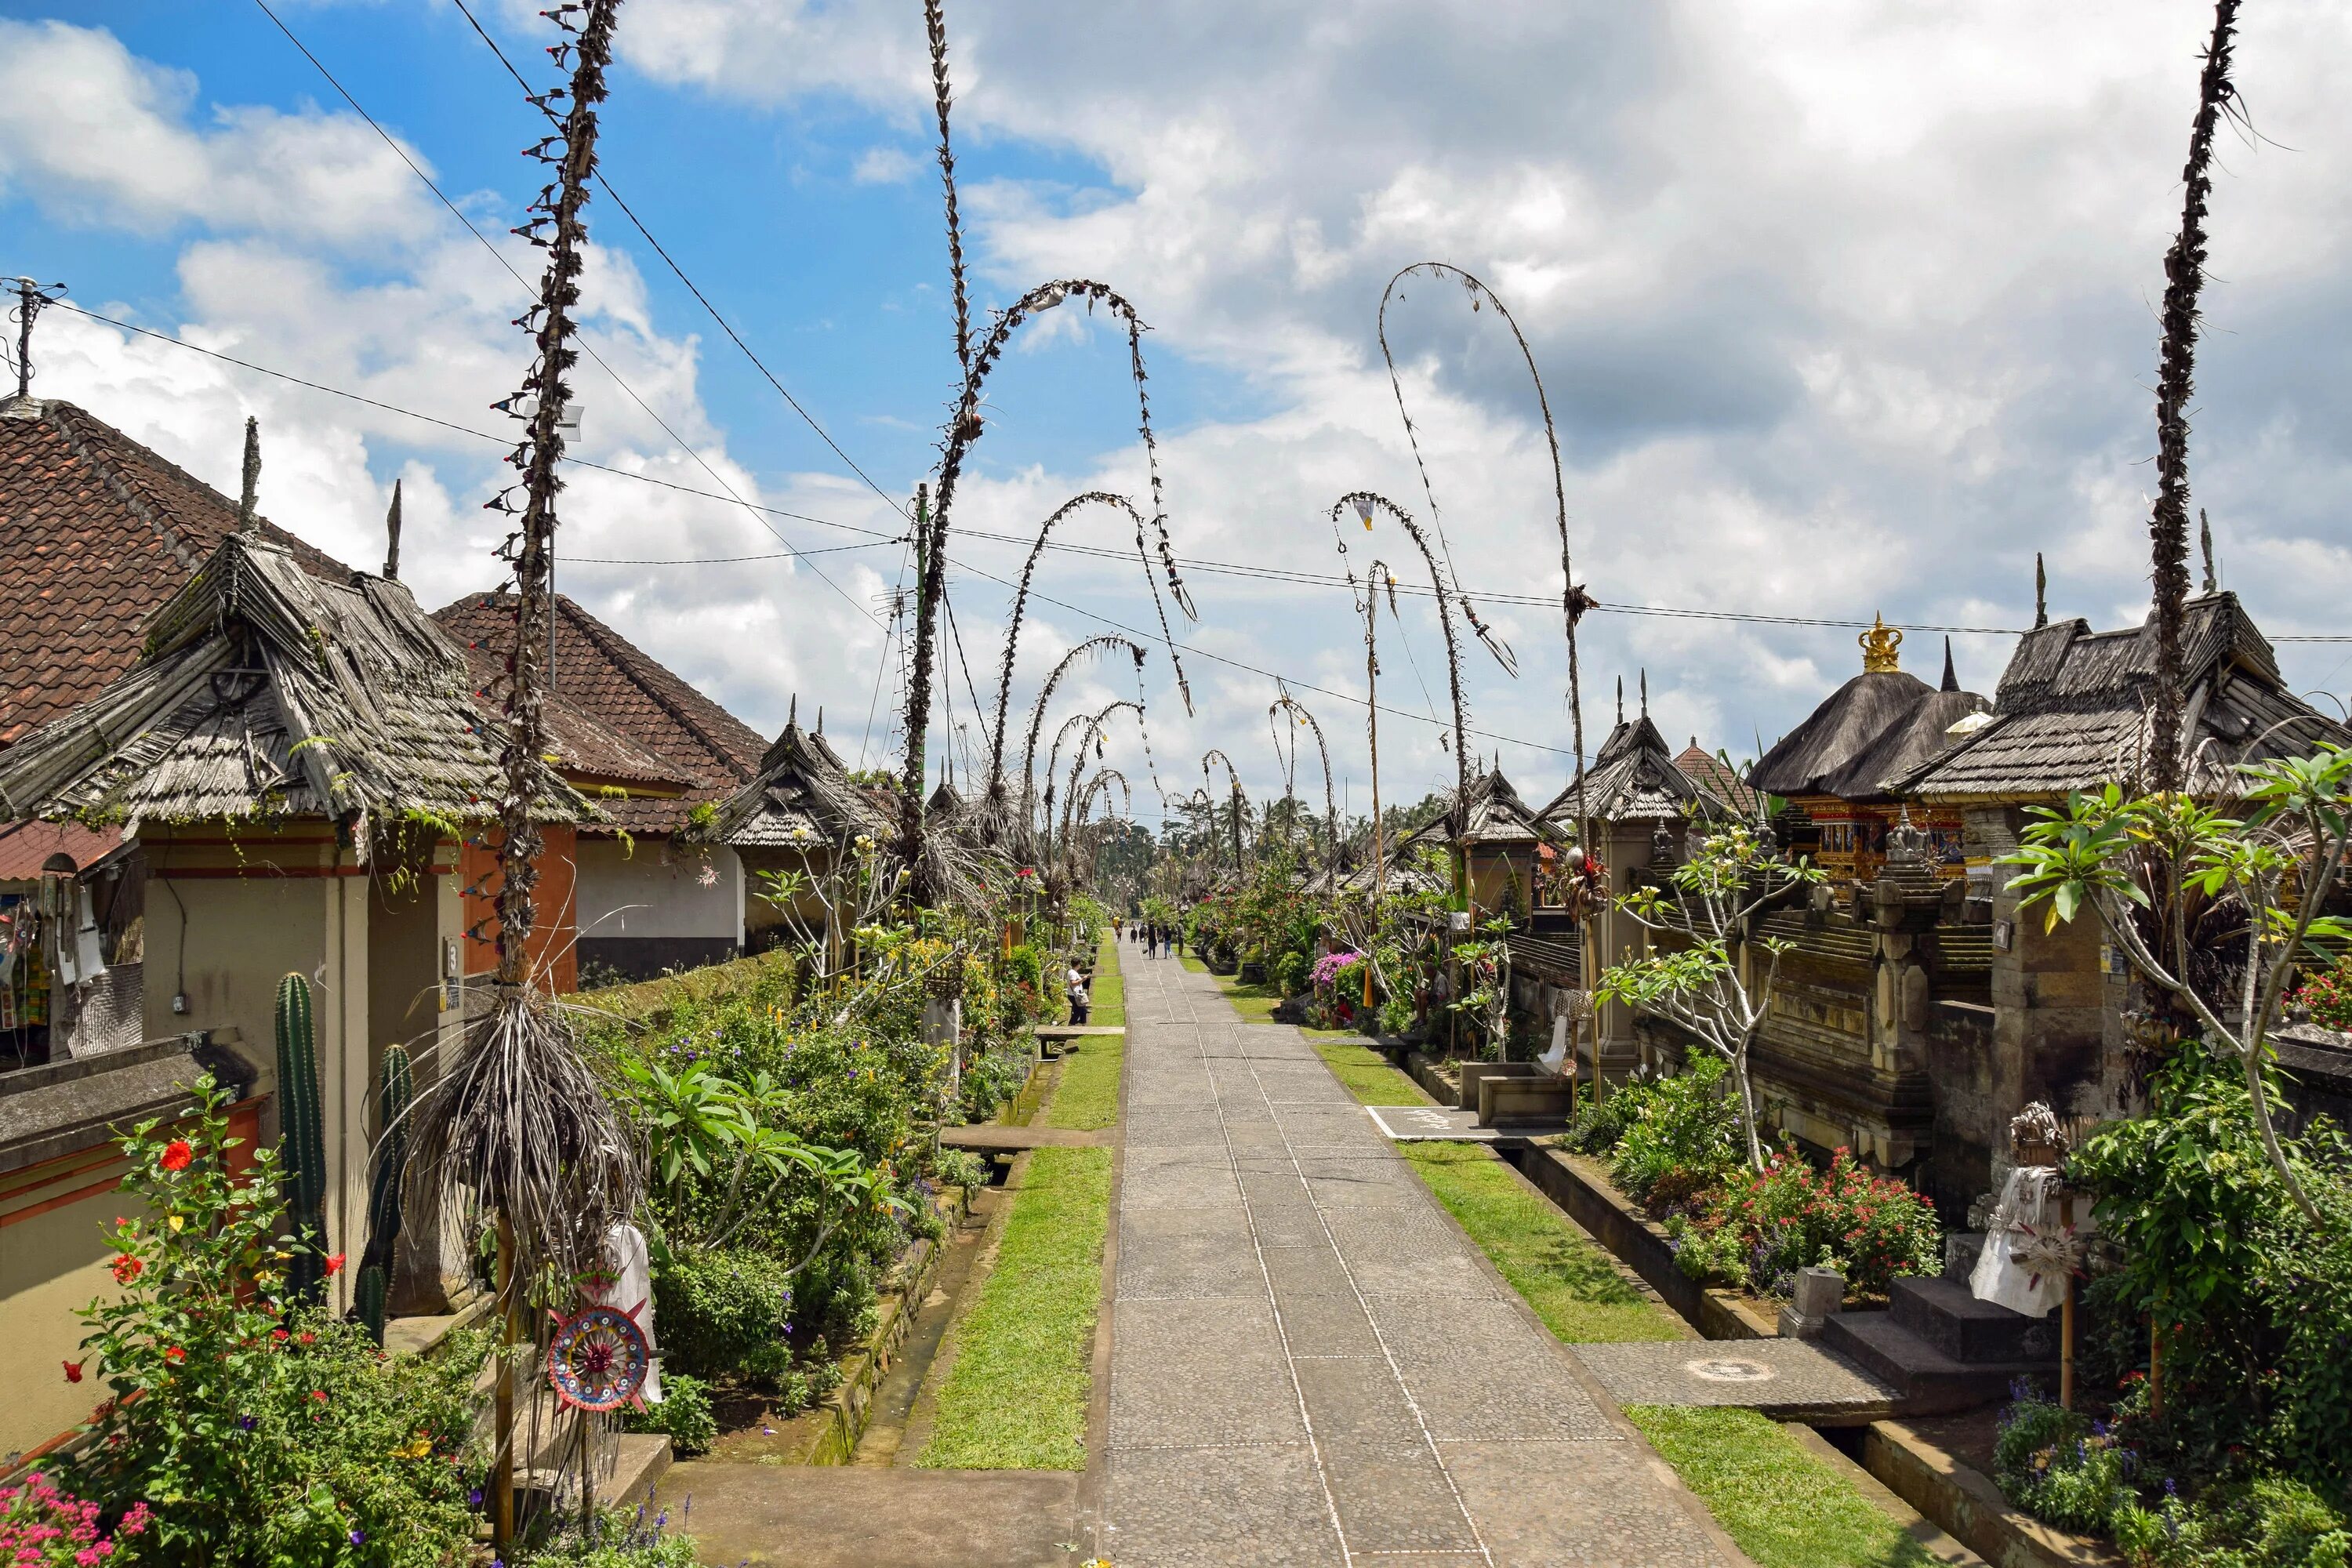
xmin=1991 ymin=919 xmax=2014 ymax=953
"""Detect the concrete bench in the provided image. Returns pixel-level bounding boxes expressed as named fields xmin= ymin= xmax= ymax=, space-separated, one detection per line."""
xmin=1477 ymin=1070 xmax=1576 ymax=1128
xmin=1455 ymin=1060 xmax=1545 ymax=1111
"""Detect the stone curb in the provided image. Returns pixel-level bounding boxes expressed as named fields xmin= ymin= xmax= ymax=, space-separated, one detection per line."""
xmin=804 ymin=1182 xmax=975 ymax=1466
xmin=1863 ymin=1422 xmax=2125 ymax=1568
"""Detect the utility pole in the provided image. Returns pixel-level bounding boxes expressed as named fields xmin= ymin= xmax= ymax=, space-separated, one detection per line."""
xmin=7 ymin=278 xmax=66 ymax=401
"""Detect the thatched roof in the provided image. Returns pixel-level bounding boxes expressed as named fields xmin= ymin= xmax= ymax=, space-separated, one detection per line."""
xmin=1901 ymin=593 xmax=2347 ymax=802
xmin=1411 ymin=764 xmax=1558 ymax=848
xmin=1541 ymin=713 xmax=1733 ymax=827
xmin=0 ymin=532 xmax=585 ymax=837
xmin=1749 ymin=632 xmax=1989 ymax=803
xmin=718 ymin=702 xmax=892 ymax=848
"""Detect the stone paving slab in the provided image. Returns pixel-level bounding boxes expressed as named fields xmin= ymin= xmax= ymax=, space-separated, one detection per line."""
xmin=1098 ymin=946 xmax=1739 ymax=1568
xmin=1571 ymin=1338 xmax=1902 ymax=1421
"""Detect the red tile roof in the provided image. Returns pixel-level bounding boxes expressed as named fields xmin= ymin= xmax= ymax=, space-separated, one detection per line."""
xmin=1 ymin=397 xmax=351 ymax=747
xmin=434 ymin=590 xmax=768 ymax=835
xmin=0 ymin=818 xmax=122 ymax=882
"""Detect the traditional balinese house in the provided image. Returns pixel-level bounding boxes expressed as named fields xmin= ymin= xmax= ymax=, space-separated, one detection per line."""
xmin=1537 ymin=683 xmax=1742 ymax=1081
xmin=0 ymin=526 xmax=585 ymax=1452
xmin=435 ymin=592 xmax=768 ymax=982
xmin=1651 ymin=622 xmax=1997 ymax=1204
xmin=718 ymin=702 xmax=894 ymax=953
xmin=1749 ymin=621 xmax=1988 ymax=896
xmin=1896 ymin=590 xmax=2350 ymax=1195
xmin=1 ymin=394 xmax=421 ymax=1456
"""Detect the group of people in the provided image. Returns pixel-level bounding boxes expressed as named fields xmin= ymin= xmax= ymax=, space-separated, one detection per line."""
xmin=1116 ymin=916 xmax=1178 ymax=960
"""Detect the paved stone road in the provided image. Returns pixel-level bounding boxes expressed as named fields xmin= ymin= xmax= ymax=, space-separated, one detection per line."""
xmin=1098 ymin=943 xmax=1740 ymax=1568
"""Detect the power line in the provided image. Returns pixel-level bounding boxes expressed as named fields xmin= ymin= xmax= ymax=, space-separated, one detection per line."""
xmin=52 ymin=302 xmax=2352 ymax=649
xmin=249 ymin=0 xmax=887 ymax=630
xmin=443 ymin=0 xmax=908 ymax=518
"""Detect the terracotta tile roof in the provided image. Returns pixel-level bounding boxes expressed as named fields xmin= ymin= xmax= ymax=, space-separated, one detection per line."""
xmin=1 ymin=396 xmax=350 ymax=748
xmin=434 ymin=590 xmax=768 ymax=834
xmin=0 ymin=819 xmax=122 ymax=882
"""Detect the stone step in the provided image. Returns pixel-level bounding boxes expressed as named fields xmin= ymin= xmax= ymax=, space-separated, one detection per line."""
xmin=1890 ymin=1276 xmax=2061 ymax=1365
xmin=1820 ymin=1311 xmax=2052 ymax=1415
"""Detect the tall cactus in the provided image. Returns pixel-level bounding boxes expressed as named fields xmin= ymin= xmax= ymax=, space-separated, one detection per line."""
xmin=356 ymin=1043 xmax=412 ymax=1344
xmin=274 ymin=972 xmax=328 ymax=1300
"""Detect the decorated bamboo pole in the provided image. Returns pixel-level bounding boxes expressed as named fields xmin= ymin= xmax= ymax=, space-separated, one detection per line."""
xmin=906 ymin=2 xmax=1183 ymax=894
xmin=405 ymin=8 xmax=645 ymax=1548
xmin=2145 ymin=0 xmax=2238 ymax=793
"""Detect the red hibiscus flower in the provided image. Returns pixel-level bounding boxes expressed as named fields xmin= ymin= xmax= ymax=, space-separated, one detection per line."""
xmin=159 ymin=1139 xmax=194 ymax=1172
xmin=323 ymin=1253 xmax=347 ymax=1276
xmin=62 ymin=1359 xmax=85 ymax=1383
xmin=164 ymin=1346 xmax=186 ymax=1364
xmin=109 ymin=1253 xmax=143 ymax=1285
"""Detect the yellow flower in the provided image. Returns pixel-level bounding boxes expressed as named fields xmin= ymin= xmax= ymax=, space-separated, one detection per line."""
xmin=169 ymin=1214 xmax=185 ymax=1232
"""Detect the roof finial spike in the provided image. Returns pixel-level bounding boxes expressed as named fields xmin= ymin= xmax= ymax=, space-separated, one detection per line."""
xmin=816 ymin=706 xmax=824 ymax=735
xmin=383 ymin=480 xmax=403 ymax=581
xmin=1940 ymin=636 xmax=1958 ymax=693
xmin=2034 ymin=554 xmax=2049 ymax=629
xmin=1615 ymin=676 xmax=1624 ymax=725
xmin=787 ymin=693 xmax=798 ymax=730
xmin=237 ymin=416 xmax=261 ymax=533
xmin=2199 ymin=508 xmax=2216 ymax=593
xmin=1639 ymin=669 xmax=1648 ymax=717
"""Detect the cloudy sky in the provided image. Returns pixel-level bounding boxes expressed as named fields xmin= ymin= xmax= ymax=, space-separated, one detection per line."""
xmin=4 ymin=0 xmax=2349 ymax=821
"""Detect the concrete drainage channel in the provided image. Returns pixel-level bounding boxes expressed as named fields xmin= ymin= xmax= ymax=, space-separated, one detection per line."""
xmin=1384 ymin=1040 xmax=2121 ymax=1568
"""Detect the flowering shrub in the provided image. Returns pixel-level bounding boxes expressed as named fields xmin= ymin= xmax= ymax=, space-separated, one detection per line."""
xmin=64 ymin=1075 xmax=489 ymax=1568
xmin=1310 ymin=950 xmax=1363 ymax=991
xmin=1605 ymin=1057 xmax=1742 ymax=1210
xmin=2292 ymin=957 xmax=2352 ymax=1032
xmin=0 ymin=1471 xmax=148 ymax=1566
xmin=1689 ymin=1145 xmax=1941 ymax=1297
xmin=1996 ymin=1398 xmax=2138 ymax=1534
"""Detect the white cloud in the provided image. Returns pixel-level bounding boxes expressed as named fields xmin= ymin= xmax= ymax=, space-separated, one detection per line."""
xmin=18 ymin=2 xmax=2352 ymax=818
xmin=851 ymin=145 xmax=920 ymax=185
xmin=0 ymin=18 xmax=448 ymax=249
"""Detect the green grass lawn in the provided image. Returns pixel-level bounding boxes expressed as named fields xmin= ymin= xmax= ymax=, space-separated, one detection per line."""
xmin=1401 ymin=1143 xmax=1679 ymax=1345
xmin=1047 ymin=937 xmax=1123 ymax=1131
xmin=916 ymin=1145 xmax=1111 ymax=1470
xmin=1311 ymin=1040 xmax=1423 ymax=1103
xmin=1306 ymin=1047 xmax=1933 ymax=1566
xmin=1626 ymin=1406 xmax=1940 ymax=1568
xmin=1178 ymin=949 xmax=1207 ymax=975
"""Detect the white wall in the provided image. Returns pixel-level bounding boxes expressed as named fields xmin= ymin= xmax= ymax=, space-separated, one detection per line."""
xmin=575 ymin=839 xmax=743 ymax=944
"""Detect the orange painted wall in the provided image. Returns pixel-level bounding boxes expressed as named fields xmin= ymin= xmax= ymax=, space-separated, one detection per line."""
xmin=459 ymin=825 xmax=579 ymax=993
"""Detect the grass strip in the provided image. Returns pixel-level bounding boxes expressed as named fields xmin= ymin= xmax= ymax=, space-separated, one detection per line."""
xmin=1400 ymin=1142 xmax=1679 ymax=1344
xmin=1624 ymin=1406 xmax=1940 ymax=1568
xmin=916 ymin=1145 xmax=1110 ymax=1470
xmin=1305 ymin=1049 xmax=1933 ymax=1563
xmin=1046 ymin=938 xmax=1123 ymax=1130
xmin=1311 ymin=1040 xmax=1425 ymax=1105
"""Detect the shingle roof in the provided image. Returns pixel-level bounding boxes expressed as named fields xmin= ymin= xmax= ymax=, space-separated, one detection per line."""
xmin=1902 ymin=593 xmax=2348 ymax=801
xmin=718 ymin=709 xmax=892 ymax=848
xmin=434 ymin=591 xmax=768 ymax=834
xmin=1 ymin=397 xmax=350 ymax=747
xmin=0 ymin=532 xmax=583 ymax=835
xmin=1414 ymin=765 xmax=1558 ymax=847
xmin=1541 ymin=714 xmax=1734 ymax=827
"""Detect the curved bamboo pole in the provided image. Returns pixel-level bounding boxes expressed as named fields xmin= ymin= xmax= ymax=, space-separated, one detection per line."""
xmin=989 ymin=491 xmax=1194 ymax=798
xmin=1270 ymin=693 xmax=1338 ymax=884
xmin=1014 ymin=635 xmax=1145 ymax=837
xmin=1328 ymin=492 xmax=1478 ymax=902
xmin=1376 ymin=262 xmax=1593 ymax=858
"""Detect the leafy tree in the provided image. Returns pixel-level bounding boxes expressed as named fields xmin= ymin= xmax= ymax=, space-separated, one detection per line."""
xmin=2001 ymin=745 xmax=2352 ymax=1224
xmin=1594 ymin=821 xmax=1822 ymax=1170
